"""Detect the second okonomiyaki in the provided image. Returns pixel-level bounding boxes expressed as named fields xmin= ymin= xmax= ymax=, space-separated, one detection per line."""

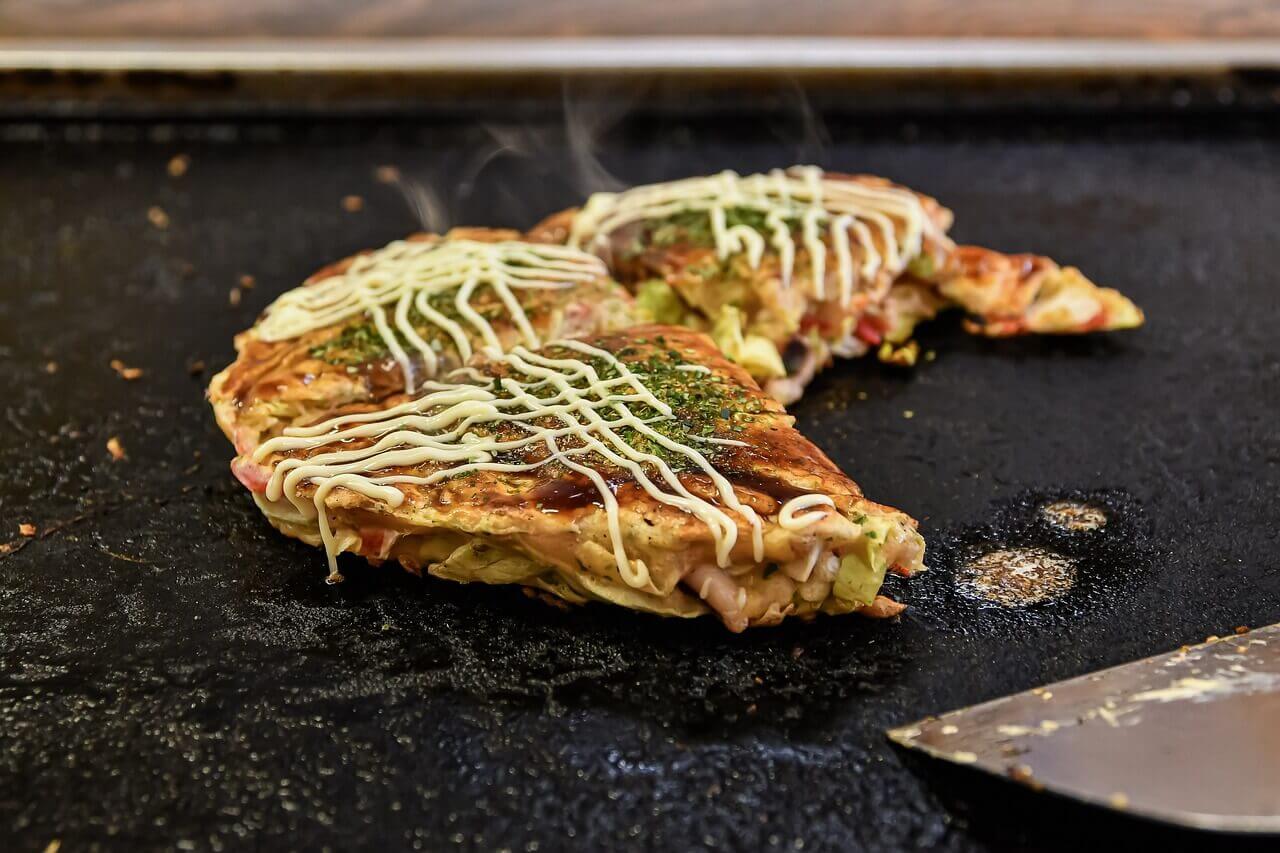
xmin=529 ymin=166 xmax=1144 ymax=402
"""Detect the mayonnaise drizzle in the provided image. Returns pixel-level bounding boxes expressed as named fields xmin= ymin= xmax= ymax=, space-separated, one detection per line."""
xmin=778 ymin=494 xmax=836 ymax=530
xmin=568 ymin=166 xmax=934 ymax=308
xmin=253 ymin=339 xmax=838 ymax=588
xmin=255 ymin=239 xmax=609 ymax=393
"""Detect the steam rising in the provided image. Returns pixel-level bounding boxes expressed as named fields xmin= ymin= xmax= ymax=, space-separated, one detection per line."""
xmin=773 ymin=77 xmax=832 ymax=167
xmin=394 ymin=174 xmax=450 ymax=235
xmin=384 ymin=76 xmax=830 ymax=233
xmin=562 ymin=80 xmax=630 ymax=195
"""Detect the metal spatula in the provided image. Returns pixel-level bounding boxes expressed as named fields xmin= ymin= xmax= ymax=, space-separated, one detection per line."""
xmin=888 ymin=623 xmax=1280 ymax=833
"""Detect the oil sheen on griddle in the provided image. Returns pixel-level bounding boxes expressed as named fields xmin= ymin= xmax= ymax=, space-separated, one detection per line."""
xmin=899 ymin=489 xmax=1153 ymax=633
xmin=958 ymin=546 xmax=1078 ymax=606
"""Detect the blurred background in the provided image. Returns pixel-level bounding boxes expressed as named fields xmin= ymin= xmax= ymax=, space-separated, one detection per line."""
xmin=4 ymin=0 xmax=1279 ymax=41
xmin=1 ymin=0 xmax=1278 ymax=112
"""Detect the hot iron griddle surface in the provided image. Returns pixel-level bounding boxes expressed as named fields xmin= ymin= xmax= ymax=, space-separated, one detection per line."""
xmin=1 ymin=108 xmax=1278 ymax=851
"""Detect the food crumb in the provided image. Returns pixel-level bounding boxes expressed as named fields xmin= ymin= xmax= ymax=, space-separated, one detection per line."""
xmin=238 ymin=273 xmax=256 ymax=289
xmin=19 ymin=523 xmax=36 ymax=537
xmin=1008 ymin=764 xmax=1035 ymax=784
xmin=1235 ymin=625 xmax=1250 ymax=635
xmin=166 ymin=153 xmax=191 ymax=177
xmin=44 ymin=361 xmax=58 ymax=374
xmin=107 ymin=436 xmax=127 ymax=461
xmin=374 ymin=165 xmax=401 ymax=184
xmin=924 ymin=349 xmax=937 ymax=362
xmin=342 ymin=194 xmax=365 ymax=212
xmin=188 ymin=359 xmax=206 ymax=376
xmin=109 ymin=359 xmax=144 ymax=380
xmin=229 ymin=287 xmax=242 ymax=307
xmin=147 ymin=206 xmax=170 ymax=230
xmin=903 ymin=410 xmax=915 ymax=419
xmin=856 ymin=391 xmax=868 ymax=401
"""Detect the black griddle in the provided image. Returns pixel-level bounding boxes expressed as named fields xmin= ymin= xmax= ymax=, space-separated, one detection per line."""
xmin=2 ymin=87 xmax=1279 ymax=852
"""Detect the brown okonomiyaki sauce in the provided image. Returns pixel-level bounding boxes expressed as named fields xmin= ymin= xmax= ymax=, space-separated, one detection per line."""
xmin=492 ymin=470 xmax=814 ymax=515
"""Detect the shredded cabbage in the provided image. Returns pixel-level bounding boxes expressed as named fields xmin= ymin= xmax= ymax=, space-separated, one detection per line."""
xmin=635 ymin=279 xmax=688 ymax=325
xmin=430 ymin=541 xmax=541 ymax=585
xmin=711 ymin=305 xmax=787 ymax=379
xmin=832 ymin=517 xmax=892 ymax=608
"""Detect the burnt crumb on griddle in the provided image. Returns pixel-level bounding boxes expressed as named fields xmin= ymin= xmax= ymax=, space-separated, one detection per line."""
xmin=106 ymin=436 xmax=127 ymax=461
xmin=229 ymin=287 xmax=242 ymax=307
xmin=374 ymin=165 xmax=401 ymax=184
xmin=146 ymin=206 xmax=169 ymax=230
xmin=109 ymin=359 xmax=143 ymax=380
xmin=342 ymin=194 xmax=365 ymax=213
xmin=166 ymin=153 xmax=190 ymax=177
xmin=187 ymin=359 xmax=206 ymax=376
xmin=18 ymin=523 xmax=36 ymax=537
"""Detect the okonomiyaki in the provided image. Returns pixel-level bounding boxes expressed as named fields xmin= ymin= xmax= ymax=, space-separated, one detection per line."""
xmin=529 ymin=166 xmax=1143 ymax=402
xmin=218 ymin=326 xmax=924 ymax=631
xmin=209 ymin=228 xmax=636 ymax=452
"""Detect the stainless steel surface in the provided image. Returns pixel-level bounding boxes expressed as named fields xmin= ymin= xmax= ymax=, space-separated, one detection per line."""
xmin=0 ymin=37 xmax=1278 ymax=74
xmin=889 ymin=624 xmax=1280 ymax=833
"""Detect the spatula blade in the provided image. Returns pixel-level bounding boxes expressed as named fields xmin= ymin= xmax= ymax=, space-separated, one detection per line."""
xmin=888 ymin=624 xmax=1280 ymax=832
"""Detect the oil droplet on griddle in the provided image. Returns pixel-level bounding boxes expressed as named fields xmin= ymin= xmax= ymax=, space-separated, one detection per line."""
xmin=1040 ymin=500 xmax=1107 ymax=532
xmin=958 ymin=547 xmax=1077 ymax=607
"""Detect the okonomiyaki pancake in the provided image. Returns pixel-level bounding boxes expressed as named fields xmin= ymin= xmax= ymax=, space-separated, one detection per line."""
xmin=209 ymin=229 xmax=636 ymax=452
xmin=529 ymin=166 xmax=1143 ymax=400
xmin=859 ymin=247 xmax=1145 ymax=365
xmin=529 ymin=168 xmax=954 ymax=402
xmin=925 ymin=245 xmax=1144 ymax=338
xmin=228 ymin=325 xmax=924 ymax=632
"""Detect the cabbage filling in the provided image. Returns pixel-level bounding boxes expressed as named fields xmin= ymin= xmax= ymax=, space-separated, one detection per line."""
xmin=252 ymin=493 xmax=909 ymax=631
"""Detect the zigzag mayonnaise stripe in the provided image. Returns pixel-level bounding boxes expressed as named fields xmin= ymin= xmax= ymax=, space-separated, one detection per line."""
xmin=255 ymin=239 xmax=609 ymax=392
xmin=253 ymin=340 xmax=838 ymax=587
xmin=568 ymin=166 xmax=931 ymax=307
